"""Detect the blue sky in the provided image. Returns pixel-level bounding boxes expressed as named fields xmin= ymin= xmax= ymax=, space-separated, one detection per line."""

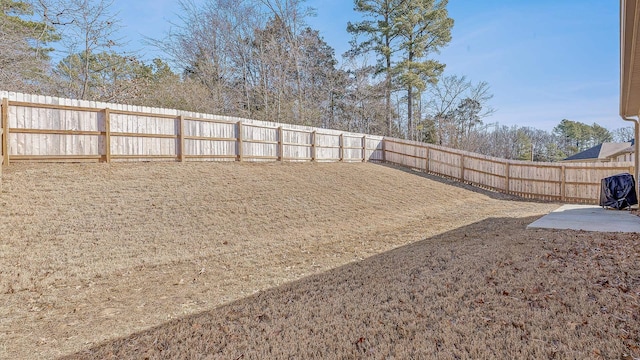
xmin=109 ymin=0 xmax=621 ymax=132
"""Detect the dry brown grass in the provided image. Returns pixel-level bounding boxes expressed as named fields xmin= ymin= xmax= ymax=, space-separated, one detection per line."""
xmin=0 ymin=161 xmax=606 ymax=359
xmin=64 ymin=217 xmax=640 ymax=360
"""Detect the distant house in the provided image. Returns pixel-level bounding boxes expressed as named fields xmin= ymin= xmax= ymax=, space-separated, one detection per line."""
xmin=562 ymin=141 xmax=634 ymax=162
xmin=607 ymin=142 xmax=635 ymax=162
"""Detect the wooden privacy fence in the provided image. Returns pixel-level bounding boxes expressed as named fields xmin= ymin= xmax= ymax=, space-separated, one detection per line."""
xmin=384 ymin=138 xmax=635 ymax=204
xmin=0 ymin=93 xmax=383 ymax=164
xmin=0 ymin=91 xmax=635 ymax=204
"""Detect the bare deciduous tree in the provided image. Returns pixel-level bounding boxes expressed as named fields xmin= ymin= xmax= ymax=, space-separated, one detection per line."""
xmin=44 ymin=0 xmax=122 ymax=99
xmin=424 ymin=74 xmax=494 ymax=147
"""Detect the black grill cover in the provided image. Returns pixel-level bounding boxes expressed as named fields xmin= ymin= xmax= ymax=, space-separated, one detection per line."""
xmin=599 ymin=173 xmax=638 ymax=209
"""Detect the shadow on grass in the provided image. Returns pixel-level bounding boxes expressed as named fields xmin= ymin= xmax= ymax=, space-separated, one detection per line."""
xmin=60 ymin=214 xmax=640 ymax=359
xmin=372 ymin=161 xmax=558 ymax=204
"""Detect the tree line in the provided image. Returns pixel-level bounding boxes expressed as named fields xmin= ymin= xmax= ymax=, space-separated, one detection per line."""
xmin=0 ymin=0 xmax=631 ymax=162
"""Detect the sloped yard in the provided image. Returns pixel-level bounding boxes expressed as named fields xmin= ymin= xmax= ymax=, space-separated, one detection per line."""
xmin=1 ymin=162 xmax=634 ymax=359
xmin=66 ymin=216 xmax=640 ymax=359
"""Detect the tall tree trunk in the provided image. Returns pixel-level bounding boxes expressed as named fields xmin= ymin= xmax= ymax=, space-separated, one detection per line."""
xmin=407 ymin=39 xmax=414 ymax=140
xmin=407 ymin=86 xmax=413 ymax=140
xmin=81 ymin=36 xmax=90 ymax=100
xmin=385 ymin=54 xmax=392 ymax=136
xmin=385 ymin=7 xmax=392 ymax=136
xmin=242 ymin=55 xmax=251 ymax=116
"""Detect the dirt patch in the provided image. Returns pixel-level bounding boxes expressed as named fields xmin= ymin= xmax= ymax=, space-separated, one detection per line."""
xmin=1 ymin=162 xmax=559 ymax=359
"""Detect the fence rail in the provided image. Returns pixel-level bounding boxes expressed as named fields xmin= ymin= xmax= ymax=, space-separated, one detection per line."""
xmin=0 ymin=91 xmax=634 ymax=204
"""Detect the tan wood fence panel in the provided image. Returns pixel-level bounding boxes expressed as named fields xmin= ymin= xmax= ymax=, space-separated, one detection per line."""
xmin=0 ymin=92 xmax=383 ymax=164
xmin=563 ymin=162 xmax=635 ymax=202
xmin=384 ymin=138 xmax=635 ymax=204
xmin=315 ymin=133 xmax=340 ymax=161
xmin=183 ymin=120 xmax=236 ymax=161
xmin=0 ymin=91 xmax=633 ymax=204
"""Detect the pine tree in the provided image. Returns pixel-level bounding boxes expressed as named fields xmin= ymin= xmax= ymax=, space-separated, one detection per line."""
xmin=0 ymin=0 xmax=58 ymax=90
xmin=347 ymin=0 xmax=404 ymax=136
xmin=394 ymin=0 xmax=453 ymax=140
xmin=348 ymin=0 xmax=452 ymax=139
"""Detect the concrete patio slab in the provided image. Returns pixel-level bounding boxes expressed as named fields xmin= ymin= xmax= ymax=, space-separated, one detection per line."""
xmin=527 ymin=204 xmax=640 ymax=233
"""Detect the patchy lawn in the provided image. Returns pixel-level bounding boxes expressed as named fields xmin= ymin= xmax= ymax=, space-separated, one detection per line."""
xmin=0 ymin=161 xmax=602 ymax=359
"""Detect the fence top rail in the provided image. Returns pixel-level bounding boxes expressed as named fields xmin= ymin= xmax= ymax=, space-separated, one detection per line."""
xmin=342 ymin=133 xmax=367 ymax=139
xmin=9 ymin=100 xmax=101 ymax=113
xmin=242 ymin=122 xmax=279 ymax=130
xmin=9 ymin=128 xmax=103 ymax=136
xmin=109 ymin=109 xmax=179 ymax=119
xmin=182 ymin=116 xmax=236 ymax=125
xmin=283 ymin=128 xmax=315 ymax=134
xmin=561 ymin=165 xmax=635 ymax=171
xmin=10 ymin=100 xmax=186 ymax=120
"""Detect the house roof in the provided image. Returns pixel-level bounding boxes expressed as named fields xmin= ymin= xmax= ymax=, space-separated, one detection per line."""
xmin=563 ymin=142 xmax=633 ymax=161
xmin=564 ymin=144 xmax=603 ymax=161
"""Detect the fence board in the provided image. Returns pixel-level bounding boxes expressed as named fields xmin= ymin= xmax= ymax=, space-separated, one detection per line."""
xmin=0 ymin=92 xmax=633 ymax=204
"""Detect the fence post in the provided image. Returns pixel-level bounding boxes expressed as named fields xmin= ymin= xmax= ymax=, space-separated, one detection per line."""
xmin=339 ymin=134 xmax=344 ymax=162
xmin=560 ymin=165 xmax=566 ymax=202
xmin=278 ymin=126 xmax=284 ymax=161
xmin=460 ymin=154 xmax=465 ymax=182
xmin=1 ymin=98 xmax=8 ymax=165
xmin=237 ymin=121 xmax=243 ymax=162
xmin=103 ymin=108 xmax=111 ymax=163
xmin=381 ymin=139 xmax=386 ymax=162
xmin=362 ymin=136 xmax=367 ymax=162
xmin=178 ymin=115 xmax=185 ymax=162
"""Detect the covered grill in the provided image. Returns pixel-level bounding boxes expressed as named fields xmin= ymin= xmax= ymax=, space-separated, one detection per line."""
xmin=599 ymin=173 xmax=638 ymax=210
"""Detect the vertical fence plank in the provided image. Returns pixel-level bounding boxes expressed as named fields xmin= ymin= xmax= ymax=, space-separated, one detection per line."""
xmin=424 ymin=145 xmax=431 ymax=174
xmin=1 ymin=98 xmax=8 ymax=165
xmin=425 ymin=145 xmax=430 ymax=173
xmin=311 ymin=130 xmax=316 ymax=162
xmin=278 ymin=126 xmax=283 ymax=161
xmin=237 ymin=121 xmax=243 ymax=162
xmin=560 ymin=165 xmax=566 ymax=202
xmin=505 ymin=162 xmax=510 ymax=193
xmin=362 ymin=136 xmax=367 ymax=162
